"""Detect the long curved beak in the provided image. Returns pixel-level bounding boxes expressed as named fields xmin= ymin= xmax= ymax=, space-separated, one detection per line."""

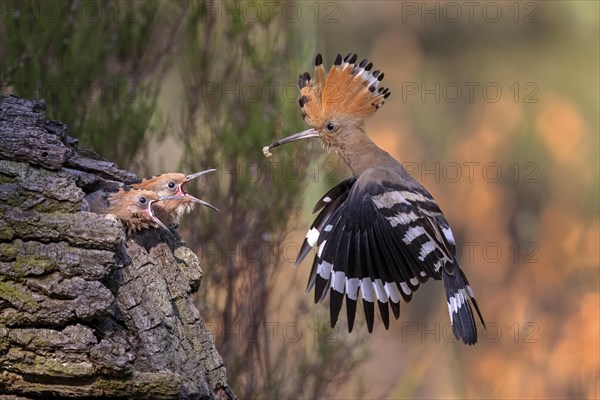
xmin=180 ymin=169 xmax=220 ymax=213
xmin=158 ymin=195 xmax=185 ymax=201
xmin=189 ymin=197 xmax=220 ymax=212
xmin=147 ymin=196 xmax=181 ymax=232
xmin=185 ymin=169 xmax=217 ymax=181
xmin=263 ymin=128 xmax=319 ymax=155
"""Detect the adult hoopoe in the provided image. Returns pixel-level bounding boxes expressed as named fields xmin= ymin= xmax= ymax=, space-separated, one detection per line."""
xmin=85 ymin=187 xmax=178 ymax=235
xmin=264 ymin=52 xmax=485 ymax=344
xmin=131 ymin=170 xmax=219 ymax=225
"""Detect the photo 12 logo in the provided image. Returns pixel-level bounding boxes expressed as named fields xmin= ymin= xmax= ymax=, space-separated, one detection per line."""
xmin=199 ymin=1 xmax=340 ymax=24
xmin=2 ymin=80 xmax=140 ymax=104
xmin=401 ymin=1 xmax=540 ymax=24
xmin=205 ymin=320 xmax=540 ymax=344
xmin=401 ymin=81 xmax=540 ymax=104
xmin=403 ymin=161 xmax=540 ymax=184
xmin=0 ymin=1 xmax=139 ymax=23
xmin=200 ymin=81 xmax=300 ymax=104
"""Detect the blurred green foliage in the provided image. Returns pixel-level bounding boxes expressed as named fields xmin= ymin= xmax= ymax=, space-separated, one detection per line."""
xmin=1 ymin=1 xmax=369 ymax=398
xmin=0 ymin=0 xmax=168 ymax=166
xmin=175 ymin=2 xmax=368 ymax=397
xmin=7 ymin=1 xmax=595 ymax=398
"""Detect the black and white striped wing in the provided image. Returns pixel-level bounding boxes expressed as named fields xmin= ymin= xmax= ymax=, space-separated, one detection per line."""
xmin=297 ymin=169 xmax=483 ymax=343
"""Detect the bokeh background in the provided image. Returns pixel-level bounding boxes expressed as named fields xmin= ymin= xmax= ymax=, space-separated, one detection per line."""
xmin=1 ymin=1 xmax=598 ymax=398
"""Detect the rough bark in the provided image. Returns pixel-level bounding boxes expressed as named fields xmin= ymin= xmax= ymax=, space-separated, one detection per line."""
xmin=0 ymin=95 xmax=235 ymax=399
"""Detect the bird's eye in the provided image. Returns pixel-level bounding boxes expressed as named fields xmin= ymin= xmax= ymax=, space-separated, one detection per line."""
xmin=167 ymin=182 xmax=176 ymax=190
xmin=139 ymin=196 xmax=146 ymax=204
xmin=325 ymin=122 xmax=335 ymax=132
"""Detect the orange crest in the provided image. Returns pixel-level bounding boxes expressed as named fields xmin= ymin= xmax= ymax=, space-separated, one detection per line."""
xmin=298 ymin=53 xmax=391 ymax=127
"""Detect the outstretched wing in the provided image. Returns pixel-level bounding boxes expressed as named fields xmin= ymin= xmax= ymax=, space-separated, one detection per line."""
xmin=297 ymin=168 xmax=483 ymax=340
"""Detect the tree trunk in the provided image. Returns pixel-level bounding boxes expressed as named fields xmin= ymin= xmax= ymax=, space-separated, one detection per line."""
xmin=0 ymin=95 xmax=235 ymax=400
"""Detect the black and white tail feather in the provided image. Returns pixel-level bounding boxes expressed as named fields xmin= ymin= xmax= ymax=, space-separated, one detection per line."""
xmin=297 ymin=169 xmax=485 ymax=344
xmin=277 ymin=52 xmax=485 ymax=345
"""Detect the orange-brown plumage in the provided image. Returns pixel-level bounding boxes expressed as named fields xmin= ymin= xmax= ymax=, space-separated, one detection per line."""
xmin=299 ymin=53 xmax=390 ymax=130
xmin=263 ymin=52 xmax=484 ymax=344
xmin=267 ymin=53 xmax=393 ymax=175
xmin=132 ymin=170 xmax=218 ymax=225
xmin=87 ymin=188 xmax=172 ymax=235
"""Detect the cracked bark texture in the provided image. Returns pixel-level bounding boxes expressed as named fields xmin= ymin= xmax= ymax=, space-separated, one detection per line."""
xmin=0 ymin=95 xmax=235 ymax=400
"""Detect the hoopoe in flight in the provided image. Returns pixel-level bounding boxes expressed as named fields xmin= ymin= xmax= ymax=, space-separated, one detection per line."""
xmin=131 ymin=170 xmax=219 ymax=225
xmin=264 ymin=52 xmax=485 ymax=344
xmin=85 ymin=188 xmax=178 ymax=235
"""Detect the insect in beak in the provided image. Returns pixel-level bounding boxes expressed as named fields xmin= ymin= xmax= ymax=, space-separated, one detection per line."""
xmin=263 ymin=128 xmax=320 ymax=157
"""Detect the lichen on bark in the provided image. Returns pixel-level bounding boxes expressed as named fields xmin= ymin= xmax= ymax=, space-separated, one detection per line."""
xmin=0 ymin=95 xmax=235 ymax=399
